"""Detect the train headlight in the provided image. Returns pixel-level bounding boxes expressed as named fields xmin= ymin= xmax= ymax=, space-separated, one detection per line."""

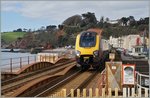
xmin=93 ymin=50 xmax=99 ymax=57
xmin=75 ymin=50 xmax=81 ymax=57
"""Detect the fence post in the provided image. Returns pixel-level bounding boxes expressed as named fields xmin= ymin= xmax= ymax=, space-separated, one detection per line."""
xmin=45 ymin=54 xmax=46 ymax=62
xmin=71 ymin=89 xmax=74 ymax=97
xmin=140 ymin=74 xmax=141 ymax=86
xmin=49 ymin=54 xmax=50 ymax=62
xmin=115 ymin=88 xmax=118 ymax=97
xmin=28 ymin=56 xmax=29 ymax=64
xmin=89 ymin=88 xmax=92 ymax=97
xmin=108 ymin=88 xmax=112 ymax=97
xmin=53 ymin=53 xmax=54 ymax=62
xmin=10 ymin=58 xmax=12 ymax=73
xmin=138 ymin=88 xmax=141 ymax=97
xmin=20 ymin=57 xmax=22 ymax=69
xmin=123 ymin=88 xmax=127 ymax=97
xmin=62 ymin=89 xmax=66 ymax=97
xmin=83 ymin=88 xmax=86 ymax=97
xmin=131 ymin=88 xmax=135 ymax=97
xmin=35 ymin=55 xmax=36 ymax=62
xmin=77 ymin=89 xmax=80 ymax=97
xmin=95 ymin=88 xmax=99 ymax=97
xmin=102 ymin=88 xmax=105 ymax=97
xmin=145 ymin=88 xmax=148 ymax=97
xmin=128 ymin=87 xmax=130 ymax=97
xmin=40 ymin=55 xmax=41 ymax=61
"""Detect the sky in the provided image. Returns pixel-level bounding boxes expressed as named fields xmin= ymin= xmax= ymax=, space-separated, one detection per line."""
xmin=1 ymin=1 xmax=149 ymax=32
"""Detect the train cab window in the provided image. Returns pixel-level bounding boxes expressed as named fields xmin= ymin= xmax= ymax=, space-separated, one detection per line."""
xmin=80 ymin=32 xmax=96 ymax=47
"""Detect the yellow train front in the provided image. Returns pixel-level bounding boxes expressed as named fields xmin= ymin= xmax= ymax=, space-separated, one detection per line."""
xmin=75 ymin=29 xmax=104 ymax=70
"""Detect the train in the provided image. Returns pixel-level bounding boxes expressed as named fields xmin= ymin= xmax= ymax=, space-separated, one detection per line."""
xmin=75 ymin=28 xmax=109 ymax=70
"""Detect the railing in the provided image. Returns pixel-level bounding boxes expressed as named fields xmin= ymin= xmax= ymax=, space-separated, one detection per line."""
xmin=135 ymin=71 xmax=149 ymax=97
xmin=0 ymin=53 xmax=66 ymax=73
xmin=1 ymin=56 xmax=37 ymax=73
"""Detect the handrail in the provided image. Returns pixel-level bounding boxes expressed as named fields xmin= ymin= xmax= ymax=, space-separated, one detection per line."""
xmin=135 ymin=71 xmax=149 ymax=78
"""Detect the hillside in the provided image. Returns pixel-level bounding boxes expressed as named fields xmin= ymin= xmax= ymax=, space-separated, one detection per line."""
xmin=1 ymin=12 xmax=149 ymax=49
xmin=1 ymin=32 xmax=26 ymax=44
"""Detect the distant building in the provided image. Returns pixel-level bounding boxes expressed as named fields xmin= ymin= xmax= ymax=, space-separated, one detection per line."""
xmin=107 ymin=20 xmax=119 ymax=24
xmin=123 ymin=35 xmax=141 ymax=51
xmin=109 ymin=36 xmax=118 ymax=48
xmin=109 ymin=35 xmax=148 ymax=52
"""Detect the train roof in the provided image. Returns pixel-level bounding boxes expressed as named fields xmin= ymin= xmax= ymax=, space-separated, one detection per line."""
xmin=79 ymin=28 xmax=103 ymax=35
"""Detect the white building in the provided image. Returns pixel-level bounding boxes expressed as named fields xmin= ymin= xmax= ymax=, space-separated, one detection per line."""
xmin=109 ymin=36 xmax=119 ymax=48
xmin=109 ymin=35 xmax=148 ymax=51
xmin=123 ymin=35 xmax=141 ymax=51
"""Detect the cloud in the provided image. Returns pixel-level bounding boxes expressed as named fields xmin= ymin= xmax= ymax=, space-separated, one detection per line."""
xmin=1 ymin=1 xmax=149 ymax=23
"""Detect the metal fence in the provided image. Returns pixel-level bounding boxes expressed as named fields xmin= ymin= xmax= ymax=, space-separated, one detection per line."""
xmin=0 ymin=52 xmax=70 ymax=73
xmin=1 ymin=55 xmax=37 ymax=72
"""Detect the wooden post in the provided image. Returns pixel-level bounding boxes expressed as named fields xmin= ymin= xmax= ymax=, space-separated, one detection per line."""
xmin=95 ymin=88 xmax=99 ymax=97
xmin=128 ymin=87 xmax=130 ymax=97
xmin=77 ymin=89 xmax=80 ymax=97
xmin=34 ymin=55 xmax=36 ymax=62
xmin=138 ymin=88 xmax=141 ymax=97
xmin=10 ymin=58 xmax=12 ymax=73
xmin=89 ymin=88 xmax=92 ymax=97
xmin=58 ymin=92 xmax=60 ymax=97
xmin=40 ymin=55 xmax=41 ymax=61
xmin=28 ymin=56 xmax=30 ymax=64
xmin=71 ymin=89 xmax=74 ymax=97
xmin=62 ymin=89 xmax=66 ymax=97
xmin=45 ymin=54 xmax=46 ymax=62
xmin=102 ymin=88 xmax=105 ymax=97
xmin=123 ymin=88 xmax=127 ymax=97
xmin=53 ymin=53 xmax=54 ymax=62
xmin=20 ymin=57 xmax=22 ymax=69
xmin=115 ymin=88 xmax=118 ymax=97
xmin=108 ymin=88 xmax=111 ymax=97
xmin=83 ymin=89 xmax=86 ymax=97
xmin=60 ymin=90 xmax=63 ymax=97
xmin=145 ymin=88 xmax=148 ymax=97
xmin=131 ymin=87 xmax=135 ymax=97
xmin=49 ymin=54 xmax=50 ymax=62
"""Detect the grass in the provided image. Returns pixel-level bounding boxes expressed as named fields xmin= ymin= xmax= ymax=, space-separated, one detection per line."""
xmin=1 ymin=32 xmax=26 ymax=43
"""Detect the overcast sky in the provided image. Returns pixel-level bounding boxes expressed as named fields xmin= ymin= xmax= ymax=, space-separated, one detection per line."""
xmin=1 ymin=1 xmax=149 ymax=32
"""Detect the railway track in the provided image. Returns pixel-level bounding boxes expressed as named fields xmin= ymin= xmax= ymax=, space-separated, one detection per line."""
xmin=34 ymin=70 xmax=99 ymax=97
xmin=2 ymin=60 xmax=76 ymax=96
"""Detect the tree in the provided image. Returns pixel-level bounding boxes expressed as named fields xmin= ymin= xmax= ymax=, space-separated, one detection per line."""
xmin=105 ymin=17 xmax=109 ymax=23
xmin=46 ymin=25 xmax=57 ymax=31
xmin=80 ymin=12 xmax=98 ymax=29
xmin=120 ymin=17 xmax=128 ymax=26
xmin=58 ymin=25 xmax=64 ymax=30
xmin=128 ymin=16 xmax=136 ymax=26
xmin=23 ymin=28 xmax=27 ymax=32
xmin=62 ymin=15 xmax=82 ymax=26
xmin=100 ymin=16 xmax=104 ymax=23
xmin=16 ymin=28 xmax=22 ymax=32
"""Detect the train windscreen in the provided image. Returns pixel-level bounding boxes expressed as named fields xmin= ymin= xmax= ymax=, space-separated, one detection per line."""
xmin=80 ymin=32 xmax=96 ymax=47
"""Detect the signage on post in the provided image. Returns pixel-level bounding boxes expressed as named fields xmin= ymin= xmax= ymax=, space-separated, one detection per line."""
xmin=122 ymin=64 xmax=135 ymax=85
xmin=106 ymin=62 xmax=122 ymax=91
xmin=109 ymin=53 xmax=115 ymax=60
